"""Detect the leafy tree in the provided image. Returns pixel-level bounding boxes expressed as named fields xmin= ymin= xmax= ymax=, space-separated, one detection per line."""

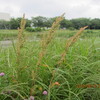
xmin=60 ymin=18 xmax=73 ymax=29
xmin=26 ymin=19 xmax=31 ymax=27
xmin=90 ymin=18 xmax=100 ymax=29
xmin=44 ymin=18 xmax=53 ymax=28
xmin=70 ymin=18 xmax=90 ymax=29
xmin=0 ymin=20 xmax=10 ymax=29
xmin=32 ymin=16 xmax=48 ymax=27
xmin=9 ymin=18 xmax=31 ymax=29
xmin=0 ymin=16 xmax=100 ymax=30
xmin=9 ymin=18 xmax=21 ymax=29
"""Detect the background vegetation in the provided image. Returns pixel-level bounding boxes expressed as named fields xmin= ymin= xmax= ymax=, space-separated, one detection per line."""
xmin=1 ymin=16 xmax=100 ymax=30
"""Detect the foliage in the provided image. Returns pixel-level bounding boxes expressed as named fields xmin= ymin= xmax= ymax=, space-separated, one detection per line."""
xmin=0 ymin=18 xmax=31 ymax=29
xmin=60 ymin=18 xmax=73 ymax=29
xmin=0 ymin=20 xmax=10 ymax=29
xmin=70 ymin=18 xmax=91 ymax=29
xmin=1 ymin=16 xmax=100 ymax=29
xmin=90 ymin=18 xmax=100 ymax=29
xmin=0 ymin=28 xmax=100 ymax=100
xmin=35 ymin=27 xmax=42 ymax=32
xmin=31 ymin=16 xmax=48 ymax=27
xmin=0 ymin=14 xmax=100 ymax=100
xmin=26 ymin=27 xmax=42 ymax=32
xmin=26 ymin=27 xmax=35 ymax=32
xmin=9 ymin=18 xmax=31 ymax=29
xmin=68 ymin=27 xmax=75 ymax=30
xmin=31 ymin=16 xmax=54 ymax=28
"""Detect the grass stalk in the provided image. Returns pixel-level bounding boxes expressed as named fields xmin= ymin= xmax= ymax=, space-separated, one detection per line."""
xmin=16 ymin=14 xmax=26 ymax=65
xmin=57 ymin=26 xmax=88 ymax=65
xmin=37 ymin=13 xmax=65 ymax=65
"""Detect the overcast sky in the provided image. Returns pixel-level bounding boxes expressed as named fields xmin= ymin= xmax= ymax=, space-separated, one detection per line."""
xmin=0 ymin=0 xmax=100 ymax=19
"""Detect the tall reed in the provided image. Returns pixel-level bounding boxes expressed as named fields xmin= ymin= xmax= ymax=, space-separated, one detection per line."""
xmin=16 ymin=14 xmax=26 ymax=81
xmin=16 ymin=14 xmax=26 ymax=65
xmin=37 ymin=13 xmax=65 ymax=65
xmin=57 ymin=26 xmax=88 ymax=65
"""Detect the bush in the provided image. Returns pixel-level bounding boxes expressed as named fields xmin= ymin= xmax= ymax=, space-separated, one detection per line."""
xmin=86 ymin=30 xmax=93 ymax=33
xmin=35 ymin=27 xmax=42 ymax=32
xmin=26 ymin=27 xmax=35 ymax=32
xmin=26 ymin=27 xmax=42 ymax=32
xmin=42 ymin=27 xmax=46 ymax=31
xmin=68 ymin=27 xmax=75 ymax=30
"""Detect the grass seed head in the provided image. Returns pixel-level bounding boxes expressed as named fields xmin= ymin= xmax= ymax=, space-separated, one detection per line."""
xmin=37 ymin=13 xmax=65 ymax=65
xmin=57 ymin=26 xmax=88 ymax=65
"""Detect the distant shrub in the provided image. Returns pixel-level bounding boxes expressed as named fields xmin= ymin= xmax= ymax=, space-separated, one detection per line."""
xmin=35 ymin=27 xmax=42 ymax=32
xmin=86 ymin=30 xmax=93 ymax=33
xmin=68 ymin=27 xmax=75 ymax=30
xmin=26 ymin=27 xmax=35 ymax=32
xmin=42 ymin=27 xmax=46 ymax=31
xmin=26 ymin=27 xmax=42 ymax=32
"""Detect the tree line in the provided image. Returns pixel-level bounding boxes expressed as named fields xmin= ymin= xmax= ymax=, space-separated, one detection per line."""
xmin=0 ymin=16 xmax=100 ymax=29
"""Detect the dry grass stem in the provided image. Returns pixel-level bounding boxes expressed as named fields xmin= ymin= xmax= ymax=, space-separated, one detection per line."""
xmin=16 ymin=14 xmax=26 ymax=64
xmin=57 ymin=26 xmax=88 ymax=65
xmin=37 ymin=13 xmax=65 ymax=65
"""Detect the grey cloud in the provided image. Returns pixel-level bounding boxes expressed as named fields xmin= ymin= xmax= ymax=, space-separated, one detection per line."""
xmin=0 ymin=0 xmax=100 ymax=19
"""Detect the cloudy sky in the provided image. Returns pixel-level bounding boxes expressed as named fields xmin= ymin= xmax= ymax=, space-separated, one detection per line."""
xmin=0 ymin=0 xmax=100 ymax=19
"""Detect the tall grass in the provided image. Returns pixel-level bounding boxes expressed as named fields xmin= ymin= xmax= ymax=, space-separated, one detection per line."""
xmin=37 ymin=13 xmax=64 ymax=65
xmin=17 ymin=14 xmax=26 ymax=64
xmin=57 ymin=26 xmax=88 ymax=65
xmin=0 ymin=14 xmax=99 ymax=100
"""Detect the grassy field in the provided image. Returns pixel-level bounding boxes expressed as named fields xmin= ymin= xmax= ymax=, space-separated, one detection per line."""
xmin=0 ymin=29 xmax=100 ymax=41
xmin=0 ymin=29 xmax=100 ymax=100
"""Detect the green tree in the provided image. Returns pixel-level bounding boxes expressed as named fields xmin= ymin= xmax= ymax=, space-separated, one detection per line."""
xmin=60 ymin=18 xmax=73 ymax=29
xmin=70 ymin=18 xmax=90 ymax=29
xmin=9 ymin=18 xmax=31 ymax=29
xmin=90 ymin=18 xmax=100 ymax=29
xmin=26 ymin=19 xmax=31 ymax=27
xmin=9 ymin=18 xmax=20 ymax=29
xmin=32 ymin=16 xmax=47 ymax=27
xmin=0 ymin=20 xmax=10 ymax=29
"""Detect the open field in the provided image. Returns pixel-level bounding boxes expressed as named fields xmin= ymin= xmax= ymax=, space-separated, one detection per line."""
xmin=0 ymin=29 xmax=100 ymax=41
xmin=0 ymin=29 xmax=100 ymax=100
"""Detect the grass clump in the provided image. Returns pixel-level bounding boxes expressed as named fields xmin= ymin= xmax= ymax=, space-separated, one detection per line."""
xmin=0 ymin=14 xmax=100 ymax=100
xmin=26 ymin=27 xmax=42 ymax=32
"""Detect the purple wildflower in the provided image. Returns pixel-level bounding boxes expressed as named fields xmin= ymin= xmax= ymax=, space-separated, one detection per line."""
xmin=0 ymin=72 xmax=5 ymax=76
xmin=29 ymin=96 xmax=34 ymax=100
xmin=43 ymin=91 xmax=48 ymax=95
